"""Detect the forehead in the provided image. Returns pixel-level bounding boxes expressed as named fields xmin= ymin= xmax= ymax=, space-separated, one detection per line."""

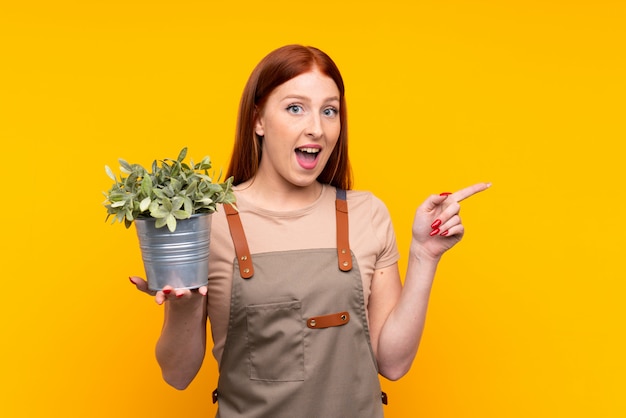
xmin=270 ymin=70 xmax=340 ymax=101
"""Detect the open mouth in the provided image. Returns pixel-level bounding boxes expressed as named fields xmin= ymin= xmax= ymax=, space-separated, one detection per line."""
xmin=295 ymin=147 xmax=320 ymax=162
xmin=295 ymin=147 xmax=321 ymax=169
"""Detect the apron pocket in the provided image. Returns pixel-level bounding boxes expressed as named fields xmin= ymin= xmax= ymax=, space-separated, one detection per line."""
xmin=246 ymin=300 xmax=305 ymax=382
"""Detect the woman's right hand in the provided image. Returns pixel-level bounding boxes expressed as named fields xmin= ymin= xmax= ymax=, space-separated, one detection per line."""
xmin=128 ymin=276 xmax=208 ymax=305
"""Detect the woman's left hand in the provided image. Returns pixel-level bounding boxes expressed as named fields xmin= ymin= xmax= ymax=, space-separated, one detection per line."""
xmin=411 ymin=182 xmax=491 ymax=259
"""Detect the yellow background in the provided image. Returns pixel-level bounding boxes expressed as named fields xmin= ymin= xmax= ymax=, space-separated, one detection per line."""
xmin=1 ymin=1 xmax=624 ymax=417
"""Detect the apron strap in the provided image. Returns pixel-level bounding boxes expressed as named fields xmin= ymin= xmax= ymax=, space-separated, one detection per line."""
xmin=224 ymin=204 xmax=254 ymax=279
xmin=224 ymin=188 xmax=352 ymax=278
xmin=335 ymin=189 xmax=352 ymax=272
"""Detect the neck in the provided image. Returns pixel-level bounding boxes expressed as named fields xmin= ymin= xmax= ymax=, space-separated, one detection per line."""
xmin=235 ymin=178 xmax=324 ymax=211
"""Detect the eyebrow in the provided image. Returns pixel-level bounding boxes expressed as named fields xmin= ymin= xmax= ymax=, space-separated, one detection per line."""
xmin=281 ymin=94 xmax=340 ymax=103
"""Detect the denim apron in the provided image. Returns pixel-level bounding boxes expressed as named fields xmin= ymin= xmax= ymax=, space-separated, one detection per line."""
xmin=214 ymin=189 xmax=385 ymax=417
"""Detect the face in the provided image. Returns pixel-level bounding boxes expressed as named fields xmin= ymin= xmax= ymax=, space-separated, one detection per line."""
xmin=254 ymin=69 xmax=341 ymax=190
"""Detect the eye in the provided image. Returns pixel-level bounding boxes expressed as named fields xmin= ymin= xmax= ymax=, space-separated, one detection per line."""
xmin=286 ymin=104 xmax=304 ymax=114
xmin=323 ymin=107 xmax=338 ymax=117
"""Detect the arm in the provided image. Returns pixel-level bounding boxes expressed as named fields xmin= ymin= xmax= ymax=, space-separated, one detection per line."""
xmin=368 ymin=182 xmax=490 ymax=381
xmin=368 ymin=248 xmax=438 ymax=381
xmin=129 ymin=278 xmax=208 ymax=390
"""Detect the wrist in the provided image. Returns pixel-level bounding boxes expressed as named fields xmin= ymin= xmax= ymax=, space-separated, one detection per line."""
xmin=166 ymin=293 xmax=206 ymax=316
xmin=409 ymin=239 xmax=442 ymax=265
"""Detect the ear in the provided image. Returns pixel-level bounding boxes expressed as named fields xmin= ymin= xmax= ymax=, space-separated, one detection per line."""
xmin=254 ymin=116 xmax=264 ymax=137
xmin=254 ymin=106 xmax=264 ymax=137
xmin=255 ymin=122 xmax=264 ymax=137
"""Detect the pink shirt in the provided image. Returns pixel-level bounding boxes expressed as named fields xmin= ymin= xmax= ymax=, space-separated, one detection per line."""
xmin=207 ymin=184 xmax=400 ymax=364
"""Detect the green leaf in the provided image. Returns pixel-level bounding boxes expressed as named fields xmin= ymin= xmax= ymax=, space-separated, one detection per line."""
xmin=177 ymin=147 xmax=188 ymax=162
xmin=155 ymin=217 xmax=168 ymax=229
xmin=140 ymin=175 xmax=152 ymax=196
xmin=150 ymin=207 xmax=169 ymax=218
xmin=183 ymin=196 xmax=193 ymax=213
xmin=197 ymin=156 xmax=212 ymax=171
xmin=171 ymin=196 xmax=185 ymax=211
xmin=173 ymin=210 xmax=190 ymax=220
xmin=163 ymin=185 xmax=175 ymax=198
xmin=139 ymin=197 xmax=151 ymax=212
xmin=197 ymin=197 xmax=214 ymax=206
xmin=161 ymin=197 xmax=173 ymax=211
xmin=170 ymin=177 xmax=182 ymax=193
xmin=195 ymin=173 xmax=212 ymax=182
xmin=166 ymin=214 xmax=177 ymax=232
xmin=119 ymin=158 xmax=132 ymax=172
xmin=185 ymin=180 xmax=198 ymax=195
xmin=105 ymin=165 xmax=117 ymax=182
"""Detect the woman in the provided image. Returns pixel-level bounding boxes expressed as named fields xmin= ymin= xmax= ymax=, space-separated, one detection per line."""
xmin=130 ymin=44 xmax=489 ymax=417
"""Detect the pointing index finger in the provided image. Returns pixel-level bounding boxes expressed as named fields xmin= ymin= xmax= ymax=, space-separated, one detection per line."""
xmin=451 ymin=182 xmax=491 ymax=202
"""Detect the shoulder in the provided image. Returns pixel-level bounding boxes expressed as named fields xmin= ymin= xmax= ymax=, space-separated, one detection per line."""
xmin=345 ymin=189 xmax=391 ymax=217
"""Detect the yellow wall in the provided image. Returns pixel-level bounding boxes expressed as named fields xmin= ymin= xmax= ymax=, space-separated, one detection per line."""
xmin=1 ymin=1 xmax=624 ymax=416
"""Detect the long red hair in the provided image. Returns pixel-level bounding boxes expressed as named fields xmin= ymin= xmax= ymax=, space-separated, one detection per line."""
xmin=226 ymin=45 xmax=352 ymax=190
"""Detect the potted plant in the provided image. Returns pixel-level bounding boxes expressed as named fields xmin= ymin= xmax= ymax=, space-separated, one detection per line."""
xmin=103 ymin=147 xmax=236 ymax=290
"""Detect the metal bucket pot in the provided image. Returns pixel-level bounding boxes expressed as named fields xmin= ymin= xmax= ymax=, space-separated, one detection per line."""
xmin=135 ymin=213 xmax=212 ymax=291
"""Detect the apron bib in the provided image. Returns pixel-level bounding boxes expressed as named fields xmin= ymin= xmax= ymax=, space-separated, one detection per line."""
xmin=215 ymin=190 xmax=384 ymax=418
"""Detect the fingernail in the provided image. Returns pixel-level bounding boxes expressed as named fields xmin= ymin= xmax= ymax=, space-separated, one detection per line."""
xmin=128 ymin=277 xmax=135 ymax=285
xmin=430 ymin=228 xmax=440 ymax=236
xmin=440 ymin=192 xmax=452 ymax=196
xmin=431 ymin=219 xmax=442 ymax=229
xmin=440 ymin=230 xmax=449 ymax=236
xmin=163 ymin=289 xmax=171 ymax=295
xmin=176 ymin=293 xmax=184 ymax=298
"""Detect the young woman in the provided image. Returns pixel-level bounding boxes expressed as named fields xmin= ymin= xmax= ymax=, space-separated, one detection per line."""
xmin=130 ymin=44 xmax=489 ymax=417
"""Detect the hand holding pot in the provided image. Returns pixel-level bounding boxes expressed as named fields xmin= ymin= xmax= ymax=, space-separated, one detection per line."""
xmin=129 ymin=276 xmax=208 ymax=305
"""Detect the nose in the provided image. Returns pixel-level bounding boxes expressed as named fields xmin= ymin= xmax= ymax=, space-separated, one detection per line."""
xmin=305 ymin=113 xmax=323 ymax=139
